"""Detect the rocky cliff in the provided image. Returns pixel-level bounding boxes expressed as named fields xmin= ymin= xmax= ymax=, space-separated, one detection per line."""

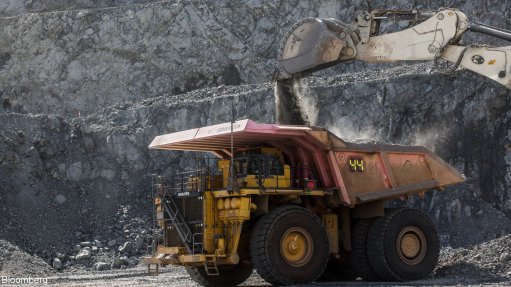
xmin=0 ymin=0 xmax=509 ymax=115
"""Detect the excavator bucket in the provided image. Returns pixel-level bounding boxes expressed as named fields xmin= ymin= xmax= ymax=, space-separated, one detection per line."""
xmin=276 ymin=18 xmax=354 ymax=79
xmin=276 ymin=10 xmax=511 ymax=90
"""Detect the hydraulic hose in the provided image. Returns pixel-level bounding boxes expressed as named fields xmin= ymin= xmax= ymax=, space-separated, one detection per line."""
xmin=468 ymin=22 xmax=511 ymax=42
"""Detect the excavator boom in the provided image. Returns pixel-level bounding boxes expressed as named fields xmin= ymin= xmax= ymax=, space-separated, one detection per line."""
xmin=276 ymin=9 xmax=511 ymax=89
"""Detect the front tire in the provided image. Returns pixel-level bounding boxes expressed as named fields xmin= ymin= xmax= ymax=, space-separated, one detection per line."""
xmin=250 ymin=205 xmax=329 ymax=285
xmin=186 ymin=263 xmax=253 ymax=287
xmin=367 ymin=208 xmax=440 ymax=281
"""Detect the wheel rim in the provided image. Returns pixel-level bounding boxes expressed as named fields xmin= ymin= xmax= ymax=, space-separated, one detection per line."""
xmin=395 ymin=226 xmax=427 ymax=265
xmin=280 ymin=227 xmax=314 ymax=267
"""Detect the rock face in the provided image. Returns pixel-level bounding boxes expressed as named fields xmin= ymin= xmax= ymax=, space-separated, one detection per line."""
xmin=0 ymin=0 xmax=510 ymax=271
xmin=0 ymin=0 xmax=160 ymax=17
xmin=0 ymin=85 xmax=274 ymax=261
xmin=0 ymin=0 xmax=509 ymax=115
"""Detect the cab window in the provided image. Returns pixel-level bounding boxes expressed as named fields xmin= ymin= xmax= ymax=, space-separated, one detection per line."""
xmin=270 ymin=156 xmax=284 ymax=175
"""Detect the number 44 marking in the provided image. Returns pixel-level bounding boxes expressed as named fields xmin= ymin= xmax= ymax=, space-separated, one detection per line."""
xmin=348 ymin=158 xmax=365 ymax=172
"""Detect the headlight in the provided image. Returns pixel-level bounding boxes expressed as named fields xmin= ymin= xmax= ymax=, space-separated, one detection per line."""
xmin=230 ymin=197 xmax=241 ymax=209
xmin=217 ymin=198 xmax=225 ymax=210
xmin=224 ymin=198 xmax=231 ymax=210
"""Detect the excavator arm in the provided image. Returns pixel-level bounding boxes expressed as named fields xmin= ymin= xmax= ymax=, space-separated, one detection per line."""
xmin=276 ymin=9 xmax=511 ymax=89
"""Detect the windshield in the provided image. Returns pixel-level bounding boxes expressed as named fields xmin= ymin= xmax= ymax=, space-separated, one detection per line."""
xmin=233 ymin=154 xmax=283 ymax=177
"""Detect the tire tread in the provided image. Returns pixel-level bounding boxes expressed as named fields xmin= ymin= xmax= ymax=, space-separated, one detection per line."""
xmin=249 ymin=205 xmax=329 ymax=285
xmin=186 ymin=263 xmax=253 ymax=286
xmin=350 ymin=219 xmax=380 ymax=281
xmin=367 ymin=208 xmax=440 ymax=282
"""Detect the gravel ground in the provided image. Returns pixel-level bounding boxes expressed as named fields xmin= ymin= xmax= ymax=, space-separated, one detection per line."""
xmin=0 ymin=240 xmax=55 ymax=277
xmin=35 ymin=267 xmax=511 ymax=286
xmin=3 ymin=234 xmax=511 ymax=286
xmin=435 ymin=235 xmax=511 ymax=280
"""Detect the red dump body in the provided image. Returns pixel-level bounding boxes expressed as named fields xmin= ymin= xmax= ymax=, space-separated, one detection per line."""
xmin=149 ymin=119 xmax=464 ymax=206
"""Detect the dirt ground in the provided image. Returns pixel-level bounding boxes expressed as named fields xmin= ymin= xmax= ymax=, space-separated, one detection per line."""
xmin=41 ymin=267 xmax=511 ymax=287
xmin=3 ymin=235 xmax=511 ymax=286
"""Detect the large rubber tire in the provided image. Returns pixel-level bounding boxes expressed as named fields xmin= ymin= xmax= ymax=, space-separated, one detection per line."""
xmin=185 ymin=263 xmax=253 ymax=287
xmin=250 ymin=205 xmax=329 ymax=285
xmin=367 ymin=208 xmax=440 ymax=281
xmin=350 ymin=219 xmax=381 ymax=281
xmin=319 ymin=259 xmax=355 ymax=281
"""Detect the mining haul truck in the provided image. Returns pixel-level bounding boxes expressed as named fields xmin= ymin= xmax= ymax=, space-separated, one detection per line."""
xmin=144 ymin=7 xmax=511 ymax=286
xmin=145 ymin=119 xmax=465 ymax=285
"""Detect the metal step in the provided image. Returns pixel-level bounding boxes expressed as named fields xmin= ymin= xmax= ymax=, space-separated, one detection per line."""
xmin=204 ymin=257 xmax=219 ymax=276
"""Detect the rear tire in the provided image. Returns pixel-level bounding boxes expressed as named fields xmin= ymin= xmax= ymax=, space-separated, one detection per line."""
xmin=350 ymin=219 xmax=381 ymax=281
xmin=186 ymin=263 xmax=253 ymax=287
xmin=250 ymin=205 xmax=329 ymax=285
xmin=367 ymin=208 xmax=440 ymax=281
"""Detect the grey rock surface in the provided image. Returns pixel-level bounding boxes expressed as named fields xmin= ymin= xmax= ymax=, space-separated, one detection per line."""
xmin=0 ymin=0 xmax=161 ymax=17
xmin=0 ymin=0 xmax=509 ymax=115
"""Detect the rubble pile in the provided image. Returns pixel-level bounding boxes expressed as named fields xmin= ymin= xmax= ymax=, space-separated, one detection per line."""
xmin=55 ymin=205 xmax=151 ymax=271
xmin=0 ymin=240 xmax=54 ymax=277
xmin=435 ymin=235 xmax=511 ymax=280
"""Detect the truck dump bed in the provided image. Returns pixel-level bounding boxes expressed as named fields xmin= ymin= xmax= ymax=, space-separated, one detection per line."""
xmin=149 ymin=119 xmax=464 ymax=206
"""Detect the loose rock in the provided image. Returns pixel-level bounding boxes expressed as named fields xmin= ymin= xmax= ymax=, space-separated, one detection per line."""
xmin=111 ymin=256 xmax=129 ymax=269
xmin=80 ymin=241 xmax=92 ymax=247
xmin=75 ymin=247 xmax=91 ymax=260
xmin=108 ymin=239 xmax=117 ymax=247
xmin=118 ymin=241 xmax=135 ymax=254
xmin=93 ymin=262 xmax=110 ymax=271
xmin=54 ymin=195 xmax=66 ymax=205
xmin=52 ymin=258 xmax=62 ymax=270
